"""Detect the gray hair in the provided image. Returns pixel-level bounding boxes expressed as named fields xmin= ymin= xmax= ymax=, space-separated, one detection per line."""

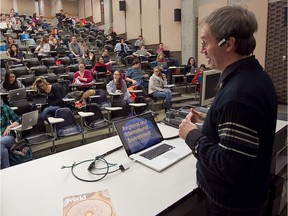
xmin=201 ymin=5 xmax=258 ymax=55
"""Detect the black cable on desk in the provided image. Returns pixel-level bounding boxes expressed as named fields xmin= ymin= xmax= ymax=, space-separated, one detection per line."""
xmin=61 ymin=146 xmax=124 ymax=182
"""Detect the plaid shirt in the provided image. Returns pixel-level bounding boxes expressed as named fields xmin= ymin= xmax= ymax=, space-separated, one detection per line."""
xmin=1 ymin=105 xmax=21 ymax=136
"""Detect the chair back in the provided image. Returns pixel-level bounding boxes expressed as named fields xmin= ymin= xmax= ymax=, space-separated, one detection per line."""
xmin=54 ymin=107 xmax=83 ymax=137
xmin=9 ymin=99 xmax=31 ymax=116
xmin=111 ymin=100 xmax=129 ymax=120
xmin=84 ymin=104 xmax=109 ymax=129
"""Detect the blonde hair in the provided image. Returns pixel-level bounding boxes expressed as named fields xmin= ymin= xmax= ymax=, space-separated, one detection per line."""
xmin=156 ymin=53 xmax=165 ymax=62
xmin=32 ymin=77 xmax=50 ymax=93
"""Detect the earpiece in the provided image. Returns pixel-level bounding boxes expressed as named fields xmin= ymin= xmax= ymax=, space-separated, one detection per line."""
xmin=218 ymin=38 xmax=226 ymax=47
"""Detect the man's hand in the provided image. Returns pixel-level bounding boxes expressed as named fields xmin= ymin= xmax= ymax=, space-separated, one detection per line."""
xmin=179 ymin=117 xmax=197 ymax=140
xmin=190 ymin=108 xmax=206 ymax=124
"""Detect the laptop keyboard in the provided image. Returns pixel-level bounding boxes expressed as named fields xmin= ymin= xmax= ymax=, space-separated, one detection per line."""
xmin=140 ymin=143 xmax=174 ymax=160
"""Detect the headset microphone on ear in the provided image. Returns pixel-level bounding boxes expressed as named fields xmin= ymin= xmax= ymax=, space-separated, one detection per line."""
xmin=218 ymin=38 xmax=226 ymax=47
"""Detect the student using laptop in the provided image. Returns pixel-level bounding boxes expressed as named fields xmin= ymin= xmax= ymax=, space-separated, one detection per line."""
xmin=0 ymin=103 xmax=21 ymax=169
xmin=0 ymin=71 xmax=25 ymax=93
xmin=92 ymin=56 xmax=111 ymax=82
xmin=132 ymin=45 xmax=151 ymax=62
xmin=179 ymin=6 xmax=277 ymax=215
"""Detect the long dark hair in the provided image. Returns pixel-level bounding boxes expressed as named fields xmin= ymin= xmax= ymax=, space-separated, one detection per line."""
xmin=187 ymin=57 xmax=197 ymax=67
xmin=115 ymin=71 xmax=123 ymax=90
xmin=9 ymin=43 xmax=19 ymax=58
xmin=3 ymin=71 xmax=18 ymax=91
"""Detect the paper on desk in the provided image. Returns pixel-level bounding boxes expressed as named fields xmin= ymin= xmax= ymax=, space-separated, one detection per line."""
xmin=63 ymin=189 xmax=116 ymax=216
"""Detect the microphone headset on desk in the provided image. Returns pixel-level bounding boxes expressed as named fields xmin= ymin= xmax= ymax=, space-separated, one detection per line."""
xmin=60 ymin=146 xmax=134 ymax=182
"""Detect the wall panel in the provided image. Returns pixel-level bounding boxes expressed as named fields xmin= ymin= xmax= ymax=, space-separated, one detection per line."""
xmin=92 ymin=0 xmax=101 ymax=23
xmin=197 ymin=0 xmax=267 ymax=67
xmin=1 ymin=0 xmax=14 ymax=14
xmin=125 ymin=0 xmax=141 ymax=40
xmin=197 ymin=0 xmax=226 ymax=66
xmin=78 ymin=0 xmax=85 ymax=19
xmin=112 ymin=0 xmax=125 ymax=35
xmin=63 ymin=0 xmax=78 ymax=16
xmin=17 ymin=0 xmax=36 ymax=16
xmin=160 ymin=0 xmax=181 ymax=51
xmin=141 ymin=0 xmax=159 ymax=45
xmin=84 ymin=0 xmax=92 ymax=17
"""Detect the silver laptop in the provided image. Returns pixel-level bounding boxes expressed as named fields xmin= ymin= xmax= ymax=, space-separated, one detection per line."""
xmin=13 ymin=110 xmax=39 ymax=131
xmin=114 ymin=112 xmax=191 ymax=172
xmin=190 ymin=68 xmax=198 ymax=75
xmin=9 ymin=88 xmax=26 ymax=101
xmin=137 ymin=50 xmax=147 ymax=56
xmin=157 ymin=62 xmax=168 ymax=69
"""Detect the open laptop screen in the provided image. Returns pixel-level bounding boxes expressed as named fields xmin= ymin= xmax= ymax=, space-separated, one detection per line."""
xmin=114 ymin=112 xmax=164 ymax=155
xmin=95 ymin=65 xmax=107 ymax=72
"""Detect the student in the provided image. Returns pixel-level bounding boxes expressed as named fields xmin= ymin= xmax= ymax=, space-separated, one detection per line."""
xmin=32 ymin=77 xmax=63 ymax=120
xmin=125 ymin=58 xmax=149 ymax=86
xmin=8 ymin=44 xmax=23 ymax=64
xmin=68 ymin=35 xmax=85 ymax=61
xmin=92 ymin=56 xmax=111 ymax=82
xmin=0 ymin=103 xmax=21 ymax=169
xmin=134 ymin=35 xmax=145 ymax=50
xmin=185 ymin=57 xmax=198 ymax=75
xmin=5 ymin=36 xmax=15 ymax=52
xmin=179 ymin=6 xmax=277 ymax=216
xmin=0 ymin=71 xmax=25 ymax=93
xmin=192 ymin=64 xmax=206 ymax=92
xmin=72 ymin=62 xmax=93 ymax=91
xmin=114 ymin=38 xmax=129 ymax=65
xmin=148 ymin=67 xmax=172 ymax=112
xmin=106 ymin=70 xmax=131 ymax=103
xmin=35 ymin=36 xmax=50 ymax=60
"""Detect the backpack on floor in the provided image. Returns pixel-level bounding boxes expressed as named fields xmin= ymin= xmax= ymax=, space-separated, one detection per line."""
xmin=9 ymin=139 xmax=33 ymax=166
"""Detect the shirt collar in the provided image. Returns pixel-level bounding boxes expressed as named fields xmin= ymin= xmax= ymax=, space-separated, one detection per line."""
xmin=217 ymin=55 xmax=256 ymax=89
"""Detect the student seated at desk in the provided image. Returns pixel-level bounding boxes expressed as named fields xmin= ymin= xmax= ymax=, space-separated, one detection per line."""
xmin=84 ymin=51 xmax=96 ymax=68
xmin=185 ymin=57 xmax=198 ymax=75
xmin=148 ymin=67 xmax=172 ymax=113
xmin=106 ymin=70 xmax=131 ymax=103
xmin=132 ymin=45 xmax=151 ymax=61
xmin=32 ymin=77 xmax=63 ymax=120
xmin=0 ymin=71 xmax=25 ymax=93
xmin=5 ymin=36 xmax=15 ymax=52
xmin=35 ymin=36 xmax=50 ymax=61
xmin=192 ymin=64 xmax=206 ymax=92
xmin=0 ymin=103 xmax=21 ymax=169
xmin=92 ymin=56 xmax=111 ymax=82
xmin=7 ymin=44 xmax=23 ymax=65
xmin=72 ymin=62 xmax=93 ymax=92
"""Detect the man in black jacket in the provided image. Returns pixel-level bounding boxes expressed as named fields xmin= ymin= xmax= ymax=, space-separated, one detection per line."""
xmin=179 ymin=6 xmax=277 ymax=216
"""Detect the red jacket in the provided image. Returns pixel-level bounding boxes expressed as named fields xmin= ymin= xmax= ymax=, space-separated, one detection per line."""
xmin=192 ymin=71 xmax=202 ymax=92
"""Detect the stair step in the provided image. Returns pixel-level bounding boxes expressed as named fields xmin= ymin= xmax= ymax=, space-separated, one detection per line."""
xmin=172 ymin=101 xmax=200 ymax=109
xmin=171 ymin=95 xmax=195 ymax=103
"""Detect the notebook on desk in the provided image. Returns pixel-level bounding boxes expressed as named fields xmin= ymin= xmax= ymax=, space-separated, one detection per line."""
xmin=12 ymin=110 xmax=38 ymax=131
xmin=114 ymin=112 xmax=191 ymax=172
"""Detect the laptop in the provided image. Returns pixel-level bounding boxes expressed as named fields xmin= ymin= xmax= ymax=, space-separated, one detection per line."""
xmin=95 ymin=65 xmax=107 ymax=73
xmin=9 ymin=88 xmax=27 ymax=101
xmin=157 ymin=62 xmax=167 ymax=69
xmin=137 ymin=50 xmax=147 ymax=56
xmin=12 ymin=110 xmax=39 ymax=131
xmin=114 ymin=112 xmax=191 ymax=172
xmin=190 ymin=68 xmax=198 ymax=75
